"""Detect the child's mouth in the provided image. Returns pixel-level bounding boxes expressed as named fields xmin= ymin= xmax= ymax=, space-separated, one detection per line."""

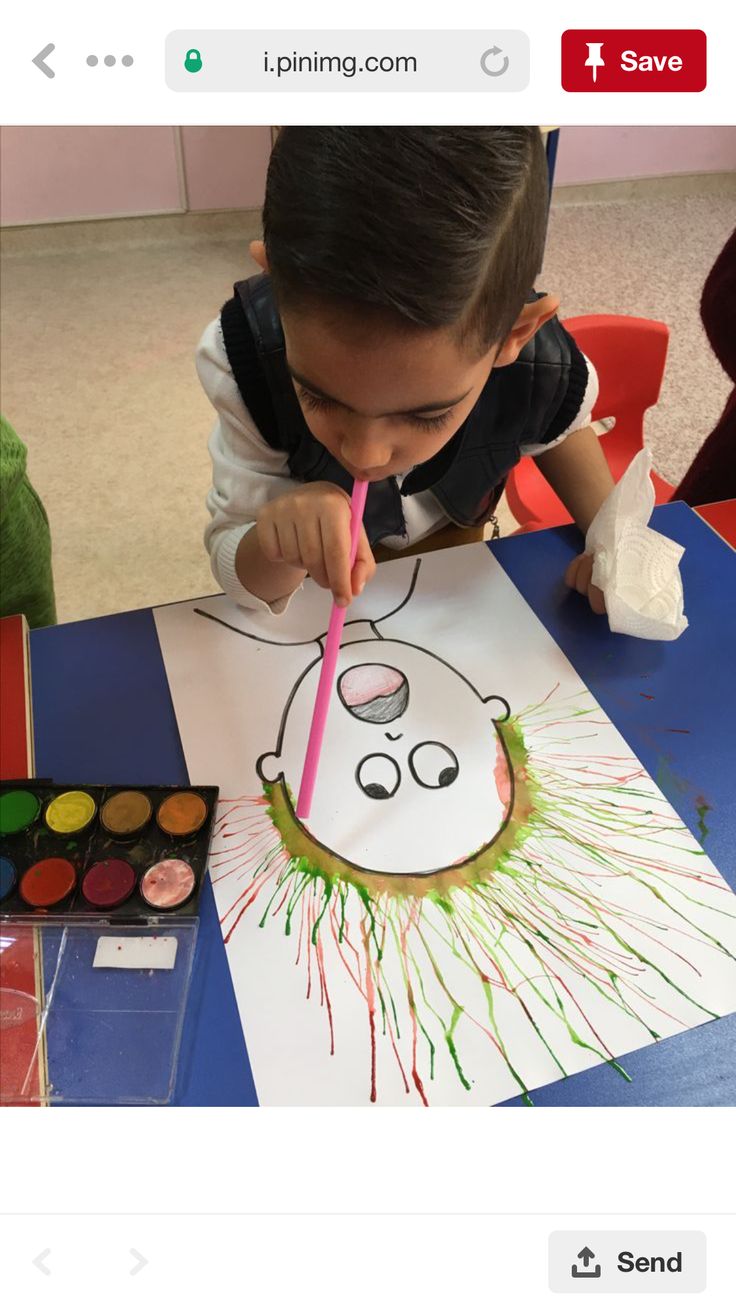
xmin=343 ymin=462 xmax=395 ymax=482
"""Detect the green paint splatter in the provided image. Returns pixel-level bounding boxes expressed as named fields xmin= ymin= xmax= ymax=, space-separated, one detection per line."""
xmin=696 ymin=799 xmax=711 ymax=845
xmin=212 ymin=691 xmax=735 ymax=1104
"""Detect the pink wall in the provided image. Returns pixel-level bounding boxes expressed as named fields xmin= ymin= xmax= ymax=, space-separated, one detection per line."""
xmin=180 ymin=127 xmax=272 ymax=210
xmin=555 ymin=126 xmax=736 ymax=185
xmin=3 ymin=126 xmax=733 ymax=224
xmin=0 ymin=126 xmax=273 ymax=225
xmin=0 ymin=127 xmax=182 ymax=225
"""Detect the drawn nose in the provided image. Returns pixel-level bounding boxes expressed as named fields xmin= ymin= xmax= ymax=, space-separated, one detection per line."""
xmin=338 ymin=664 xmax=409 ymax=724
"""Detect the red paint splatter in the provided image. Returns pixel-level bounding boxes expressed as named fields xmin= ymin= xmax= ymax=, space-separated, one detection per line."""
xmin=315 ymin=930 xmax=335 ymax=1056
xmin=400 ymin=913 xmax=429 ymax=1106
xmin=495 ymin=739 xmax=512 ymax=813
xmin=362 ymin=922 xmax=377 ymax=1104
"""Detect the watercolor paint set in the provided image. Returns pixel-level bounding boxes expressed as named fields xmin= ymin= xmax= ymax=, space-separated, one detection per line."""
xmin=0 ymin=780 xmax=218 ymax=1103
xmin=0 ymin=780 xmax=219 ymax=920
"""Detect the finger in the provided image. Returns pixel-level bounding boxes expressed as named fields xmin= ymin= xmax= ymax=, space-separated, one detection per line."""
xmin=588 ymin=583 xmax=607 ymax=616
xmin=351 ymin=528 xmax=376 ymax=596
xmin=352 ymin=558 xmax=371 ymax=595
xmin=574 ymin=555 xmax=594 ymax=597
xmin=275 ymin=519 xmax=303 ymax=569
xmin=321 ymin=506 xmax=353 ymax=607
xmin=564 ymin=555 xmax=582 ymax=589
xmin=296 ymin=519 xmax=328 ymax=588
xmin=356 ymin=522 xmax=375 ymax=568
xmin=257 ymin=516 xmax=282 ymax=563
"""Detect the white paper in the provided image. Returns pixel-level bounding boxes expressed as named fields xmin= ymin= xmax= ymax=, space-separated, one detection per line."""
xmin=93 ymin=936 xmax=178 ymax=971
xmin=154 ymin=546 xmax=736 ymax=1105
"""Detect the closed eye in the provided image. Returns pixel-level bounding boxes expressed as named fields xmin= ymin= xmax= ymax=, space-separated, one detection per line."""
xmin=298 ymin=388 xmax=336 ymax=413
xmin=385 ymin=732 xmax=403 ymax=741
xmin=407 ymin=409 xmax=454 ymax=432
xmin=298 ymin=386 xmax=454 ymax=432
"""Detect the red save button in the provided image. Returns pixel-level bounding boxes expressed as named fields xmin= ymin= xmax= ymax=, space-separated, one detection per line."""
xmin=562 ymin=30 xmax=707 ymax=92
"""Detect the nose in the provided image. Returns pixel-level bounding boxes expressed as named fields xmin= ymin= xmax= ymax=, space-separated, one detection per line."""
xmin=339 ymin=419 xmax=392 ymax=472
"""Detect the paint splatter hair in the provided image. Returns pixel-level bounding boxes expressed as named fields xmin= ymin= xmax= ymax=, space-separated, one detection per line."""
xmin=209 ymin=689 xmax=735 ymax=1104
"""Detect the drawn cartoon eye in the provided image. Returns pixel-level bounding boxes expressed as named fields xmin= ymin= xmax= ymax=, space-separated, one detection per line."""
xmin=338 ymin=664 xmax=409 ymax=723
xmin=408 ymin=742 xmax=459 ymax=790
xmin=356 ymin=753 xmax=401 ymax=800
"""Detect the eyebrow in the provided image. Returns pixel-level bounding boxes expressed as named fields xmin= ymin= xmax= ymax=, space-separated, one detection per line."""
xmin=288 ymin=367 xmax=471 ymax=417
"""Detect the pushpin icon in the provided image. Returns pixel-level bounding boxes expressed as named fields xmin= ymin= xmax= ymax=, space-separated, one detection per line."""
xmin=584 ymin=42 xmax=605 ymax=83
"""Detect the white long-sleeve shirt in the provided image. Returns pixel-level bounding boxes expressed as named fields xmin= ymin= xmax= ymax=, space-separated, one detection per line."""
xmin=198 ymin=316 xmax=599 ymax=613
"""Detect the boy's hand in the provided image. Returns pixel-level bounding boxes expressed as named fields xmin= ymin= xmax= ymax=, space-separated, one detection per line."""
xmin=257 ymin=482 xmax=376 ymax=608
xmin=564 ymin=553 xmax=607 ymax=616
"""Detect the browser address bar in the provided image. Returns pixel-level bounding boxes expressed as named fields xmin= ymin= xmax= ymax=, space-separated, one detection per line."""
xmin=165 ymin=30 xmax=530 ymax=92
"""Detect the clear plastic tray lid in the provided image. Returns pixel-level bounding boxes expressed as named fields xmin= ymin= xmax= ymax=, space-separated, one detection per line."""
xmin=0 ymin=916 xmax=197 ymax=1105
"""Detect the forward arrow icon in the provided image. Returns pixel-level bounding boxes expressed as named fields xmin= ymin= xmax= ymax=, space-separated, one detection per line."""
xmin=130 ymin=1248 xmax=148 ymax=1277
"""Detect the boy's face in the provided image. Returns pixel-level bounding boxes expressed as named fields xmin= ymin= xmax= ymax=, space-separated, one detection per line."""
xmin=282 ymin=307 xmax=497 ymax=481
xmin=250 ymin=240 xmax=559 ymax=480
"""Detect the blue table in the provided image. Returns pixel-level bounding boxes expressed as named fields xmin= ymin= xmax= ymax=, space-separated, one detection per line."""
xmin=29 ymin=503 xmax=736 ymax=1106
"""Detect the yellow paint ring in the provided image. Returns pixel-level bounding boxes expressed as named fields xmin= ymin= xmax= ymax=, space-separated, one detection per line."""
xmin=45 ymin=790 xmax=97 ymax=835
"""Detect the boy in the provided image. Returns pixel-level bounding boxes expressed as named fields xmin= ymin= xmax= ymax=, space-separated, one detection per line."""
xmin=198 ymin=127 xmax=612 ymax=615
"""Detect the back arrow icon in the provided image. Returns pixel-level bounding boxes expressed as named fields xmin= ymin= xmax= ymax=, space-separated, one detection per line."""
xmin=33 ymin=1248 xmax=52 ymax=1276
xmin=32 ymin=43 xmax=56 ymax=78
xmin=130 ymin=1248 xmax=148 ymax=1277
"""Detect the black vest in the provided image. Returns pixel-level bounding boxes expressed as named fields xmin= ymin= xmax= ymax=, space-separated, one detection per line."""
xmin=220 ymin=273 xmax=588 ymax=547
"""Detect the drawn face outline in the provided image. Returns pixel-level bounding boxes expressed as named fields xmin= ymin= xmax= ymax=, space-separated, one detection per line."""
xmin=256 ymin=637 xmax=512 ymax=877
xmin=195 ymin=560 xmax=513 ymax=878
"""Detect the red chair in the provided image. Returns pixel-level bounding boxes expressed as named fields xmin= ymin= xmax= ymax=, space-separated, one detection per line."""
xmin=505 ymin=314 xmax=674 ymax=530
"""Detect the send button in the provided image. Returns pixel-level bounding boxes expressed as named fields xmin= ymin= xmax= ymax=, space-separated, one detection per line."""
xmin=549 ymin=1230 xmax=707 ymax=1293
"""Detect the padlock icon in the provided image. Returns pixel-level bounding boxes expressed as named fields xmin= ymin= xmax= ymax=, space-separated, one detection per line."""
xmin=184 ymin=48 xmax=202 ymax=73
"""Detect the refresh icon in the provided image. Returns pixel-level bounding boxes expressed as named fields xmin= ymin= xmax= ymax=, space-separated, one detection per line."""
xmin=480 ymin=45 xmax=510 ymax=77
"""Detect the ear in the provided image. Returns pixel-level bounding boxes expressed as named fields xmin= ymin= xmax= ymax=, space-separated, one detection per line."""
xmin=494 ymin=293 xmax=561 ymax=368
xmin=483 ymin=695 xmax=511 ymax=723
xmin=249 ymin=239 xmax=269 ymax=272
xmin=256 ymin=751 xmax=282 ymax=784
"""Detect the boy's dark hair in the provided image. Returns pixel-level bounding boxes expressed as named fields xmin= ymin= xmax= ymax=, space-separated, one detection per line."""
xmin=262 ymin=126 xmax=548 ymax=350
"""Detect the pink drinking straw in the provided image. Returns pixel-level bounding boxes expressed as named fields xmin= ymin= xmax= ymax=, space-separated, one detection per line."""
xmin=296 ymin=478 xmax=369 ymax=820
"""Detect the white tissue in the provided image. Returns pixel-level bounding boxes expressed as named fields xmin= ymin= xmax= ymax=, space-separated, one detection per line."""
xmin=585 ymin=448 xmax=688 ymax=641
